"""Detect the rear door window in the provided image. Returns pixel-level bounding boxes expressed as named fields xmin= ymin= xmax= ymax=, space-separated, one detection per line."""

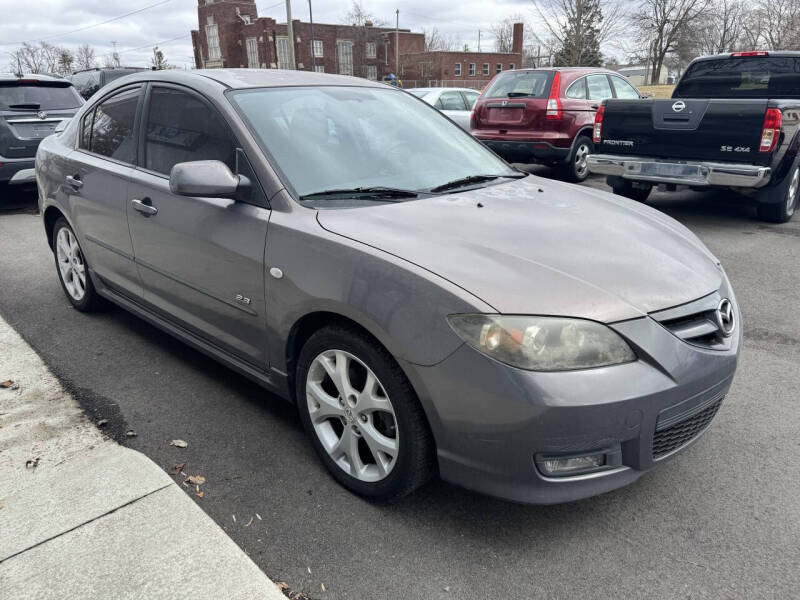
xmin=483 ymin=71 xmax=552 ymax=98
xmin=566 ymin=78 xmax=587 ymax=99
xmin=436 ymin=91 xmax=467 ymax=111
xmin=587 ymin=74 xmax=613 ymax=101
xmin=610 ymin=76 xmax=640 ymax=99
xmin=0 ymin=82 xmax=83 ymax=110
xmin=143 ymin=86 xmax=236 ymax=176
xmin=85 ymin=86 xmax=141 ymax=163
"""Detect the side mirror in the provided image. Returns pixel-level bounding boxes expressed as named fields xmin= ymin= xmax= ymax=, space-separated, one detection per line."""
xmin=169 ymin=160 xmax=245 ymax=198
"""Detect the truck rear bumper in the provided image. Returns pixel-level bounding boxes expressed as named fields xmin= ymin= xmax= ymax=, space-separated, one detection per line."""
xmin=587 ymin=154 xmax=772 ymax=188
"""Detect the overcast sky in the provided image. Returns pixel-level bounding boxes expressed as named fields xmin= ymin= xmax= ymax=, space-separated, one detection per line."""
xmin=0 ymin=0 xmax=545 ymax=71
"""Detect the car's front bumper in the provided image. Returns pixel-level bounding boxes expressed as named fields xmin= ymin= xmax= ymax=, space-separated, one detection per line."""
xmin=587 ymin=154 xmax=772 ymax=188
xmin=410 ymin=287 xmax=741 ymax=504
xmin=0 ymin=157 xmax=36 ymax=185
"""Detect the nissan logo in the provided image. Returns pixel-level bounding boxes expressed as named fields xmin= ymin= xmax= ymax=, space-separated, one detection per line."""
xmin=672 ymin=100 xmax=686 ymax=113
xmin=714 ymin=298 xmax=735 ymax=337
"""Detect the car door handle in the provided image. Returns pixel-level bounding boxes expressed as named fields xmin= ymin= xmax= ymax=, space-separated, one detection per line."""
xmin=65 ymin=175 xmax=83 ymax=189
xmin=131 ymin=198 xmax=158 ymax=216
xmin=590 ymin=104 xmax=600 ymax=110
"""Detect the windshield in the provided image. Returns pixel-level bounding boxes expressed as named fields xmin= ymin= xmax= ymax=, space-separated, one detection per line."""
xmin=231 ymin=86 xmax=515 ymax=199
xmin=0 ymin=83 xmax=83 ymax=110
xmin=674 ymin=56 xmax=800 ymax=99
xmin=483 ymin=71 xmax=552 ymax=98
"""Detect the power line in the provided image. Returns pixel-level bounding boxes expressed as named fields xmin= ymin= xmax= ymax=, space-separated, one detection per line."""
xmin=0 ymin=0 xmax=175 ymax=46
xmin=114 ymin=34 xmax=191 ymax=57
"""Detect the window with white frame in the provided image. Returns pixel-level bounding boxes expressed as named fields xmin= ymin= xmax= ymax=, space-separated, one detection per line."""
xmin=419 ymin=61 xmax=432 ymax=78
xmin=312 ymin=39 xmax=323 ymax=57
xmin=276 ymin=37 xmax=292 ymax=69
xmin=365 ymin=42 xmax=376 ymax=58
xmin=509 ymin=63 xmax=515 ymax=70
xmin=482 ymin=63 xmax=489 ymax=76
xmin=246 ymin=37 xmax=258 ymax=68
xmin=206 ymin=23 xmax=221 ymax=61
xmin=366 ymin=65 xmax=377 ymax=80
xmin=496 ymin=63 xmax=502 ymax=74
xmin=469 ymin=63 xmax=476 ymax=76
xmin=454 ymin=63 xmax=461 ymax=76
xmin=314 ymin=65 xmax=325 ymax=72
xmin=241 ymin=14 xmax=251 ymax=24
xmin=337 ymin=40 xmax=353 ymax=75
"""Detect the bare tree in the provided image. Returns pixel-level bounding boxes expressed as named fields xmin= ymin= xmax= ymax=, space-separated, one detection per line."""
xmin=633 ymin=0 xmax=709 ymax=84
xmin=533 ymin=0 xmax=625 ymax=54
xmin=74 ymin=44 xmax=97 ymax=71
xmin=421 ymin=27 xmax=459 ymax=51
xmin=57 ymin=49 xmax=75 ymax=76
xmin=342 ymin=1 xmax=386 ymax=27
xmin=694 ymin=0 xmax=745 ymax=54
xmin=151 ymin=46 xmax=169 ymax=70
xmin=7 ymin=42 xmax=73 ymax=75
xmin=741 ymin=0 xmax=800 ymax=49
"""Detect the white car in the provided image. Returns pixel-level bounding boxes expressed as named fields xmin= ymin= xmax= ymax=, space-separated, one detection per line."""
xmin=406 ymin=87 xmax=480 ymax=130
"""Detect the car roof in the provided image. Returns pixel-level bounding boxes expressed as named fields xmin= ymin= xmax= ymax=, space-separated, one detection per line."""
xmin=407 ymin=87 xmax=478 ymax=92
xmin=150 ymin=68 xmax=392 ymax=90
xmin=72 ymin=67 xmax=146 ymax=74
xmin=0 ymin=72 xmax=68 ymax=83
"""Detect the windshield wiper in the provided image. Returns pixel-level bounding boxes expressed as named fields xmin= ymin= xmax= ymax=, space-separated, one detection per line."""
xmin=299 ymin=186 xmax=419 ymax=201
xmin=428 ymin=173 xmax=526 ymax=193
xmin=8 ymin=103 xmax=41 ymax=109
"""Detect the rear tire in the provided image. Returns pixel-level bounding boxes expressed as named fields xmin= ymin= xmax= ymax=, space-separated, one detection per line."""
xmin=610 ymin=179 xmax=653 ymax=203
xmin=296 ymin=325 xmax=436 ymax=502
xmin=52 ymin=218 xmax=108 ymax=312
xmin=756 ymin=165 xmax=798 ymax=223
xmin=559 ymin=136 xmax=593 ymax=183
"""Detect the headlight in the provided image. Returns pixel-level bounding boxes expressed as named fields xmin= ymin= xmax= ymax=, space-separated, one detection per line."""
xmin=447 ymin=314 xmax=635 ymax=371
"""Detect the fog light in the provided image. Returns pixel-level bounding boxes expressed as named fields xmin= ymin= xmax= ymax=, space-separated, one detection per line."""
xmin=535 ymin=445 xmax=622 ymax=478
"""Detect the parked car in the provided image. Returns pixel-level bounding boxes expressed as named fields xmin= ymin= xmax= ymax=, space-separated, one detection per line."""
xmin=0 ymin=73 xmax=83 ymax=188
xmin=69 ymin=67 xmax=146 ymax=100
xmin=37 ymin=69 xmax=739 ymax=504
xmin=471 ymin=67 xmax=642 ymax=182
xmin=588 ymin=51 xmax=800 ymax=223
xmin=406 ymin=87 xmax=480 ymax=130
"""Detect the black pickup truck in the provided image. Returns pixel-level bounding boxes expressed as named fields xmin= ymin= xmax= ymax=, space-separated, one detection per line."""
xmin=588 ymin=51 xmax=800 ymax=222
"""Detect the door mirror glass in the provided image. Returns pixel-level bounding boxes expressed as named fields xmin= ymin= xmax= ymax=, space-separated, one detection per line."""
xmin=169 ymin=160 xmax=243 ymax=198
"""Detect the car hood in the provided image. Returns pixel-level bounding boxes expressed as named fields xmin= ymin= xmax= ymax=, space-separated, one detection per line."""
xmin=316 ymin=176 xmax=723 ymax=322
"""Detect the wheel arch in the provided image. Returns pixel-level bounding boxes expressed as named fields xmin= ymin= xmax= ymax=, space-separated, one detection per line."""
xmin=43 ymin=205 xmax=68 ymax=250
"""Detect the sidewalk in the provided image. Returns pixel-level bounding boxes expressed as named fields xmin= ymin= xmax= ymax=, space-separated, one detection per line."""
xmin=0 ymin=314 xmax=285 ymax=599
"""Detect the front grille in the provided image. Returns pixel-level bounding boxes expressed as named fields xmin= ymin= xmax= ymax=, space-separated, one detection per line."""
xmin=650 ymin=292 xmax=733 ymax=350
xmin=652 ymin=397 xmax=723 ymax=459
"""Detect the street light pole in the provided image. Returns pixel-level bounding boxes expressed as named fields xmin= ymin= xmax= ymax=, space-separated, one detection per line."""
xmin=308 ymin=0 xmax=315 ymax=71
xmin=395 ymin=9 xmax=399 ymax=78
xmin=285 ymin=0 xmax=296 ymax=69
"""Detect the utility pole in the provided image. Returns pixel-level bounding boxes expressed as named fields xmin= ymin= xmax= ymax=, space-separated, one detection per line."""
xmin=111 ymin=41 xmax=120 ymax=67
xmin=395 ymin=9 xmax=399 ymax=77
xmin=478 ymin=29 xmax=481 ymax=52
xmin=285 ymin=0 xmax=296 ymax=69
xmin=308 ymin=0 xmax=315 ymax=71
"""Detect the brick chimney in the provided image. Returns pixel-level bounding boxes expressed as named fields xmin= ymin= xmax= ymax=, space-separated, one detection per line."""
xmin=511 ymin=22 xmax=524 ymax=55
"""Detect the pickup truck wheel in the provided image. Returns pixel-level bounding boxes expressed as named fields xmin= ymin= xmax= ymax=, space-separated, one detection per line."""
xmin=756 ymin=165 xmax=798 ymax=223
xmin=560 ymin=136 xmax=593 ymax=182
xmin=611 ymin=180 xmax=652 ymax=203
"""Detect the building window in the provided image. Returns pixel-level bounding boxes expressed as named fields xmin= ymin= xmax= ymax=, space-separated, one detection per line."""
xmin=365 ymin=42 xmax=376 ymax=59
xmin=482 ymin=63 xmax=489 ymax=76
xmin=241 ymin=14 xmax=251 ymax=24
xmin=314 ymin=65 xmax=325 ymax=73
xmin=469 ymin=63 xmax=476 ymax=76
xmin=509 ymin=63 xmax=515 ymax=70
xmin=366 ymin=65 xmax=377 ymax=80
xmin=496 ymin=63 xmax=502 ymax=74
xmin=337 ymin=40 xmax=353 ymax=75
xmin=312 ymin=39 xmax=323 ymax=58
xmin=276 ymin=37 xmax=292 ymax=69
xmin=454 ymin=63 xmax=461 ymax=76
xmin=246 ymin=37 xmax=258 ymax=68
xmin=419 ymin=61 xmax=432 ymax=78
xmin=206 ymin=23 xmax=221 ymax=61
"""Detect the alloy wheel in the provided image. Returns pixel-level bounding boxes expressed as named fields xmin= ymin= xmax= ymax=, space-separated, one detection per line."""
xmin=574 ymin=143 xmax=590 ymax=178
xmin=786 ymin=166 xmax=799 ymax=216
xmin=306 ymin=349 xmax=399 ymax=482
xmin=56 ymin=228 xmax=86 ymax=302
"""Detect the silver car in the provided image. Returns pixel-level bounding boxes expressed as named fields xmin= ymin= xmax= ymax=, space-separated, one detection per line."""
xmin=36 ymin=69 xmax=740 ymax=504
xmin=406 ymin=87 xmax=480 ymax=130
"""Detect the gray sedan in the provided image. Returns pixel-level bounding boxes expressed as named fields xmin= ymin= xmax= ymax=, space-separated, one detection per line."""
xmin=406 ymin=87 xmax=480 ymax=130
xmin=36 ymin=69 xmax=740 ymax=504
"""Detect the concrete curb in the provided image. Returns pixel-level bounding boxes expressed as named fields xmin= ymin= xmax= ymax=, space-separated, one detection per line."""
xmin=0 ymin=314 xmax=285 ymax=599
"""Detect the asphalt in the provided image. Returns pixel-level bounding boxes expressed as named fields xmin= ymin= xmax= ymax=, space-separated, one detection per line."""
xmin=1 ymin=177 xmax=799 ymax=599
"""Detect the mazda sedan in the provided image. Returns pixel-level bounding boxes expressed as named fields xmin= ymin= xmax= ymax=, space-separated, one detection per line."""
xmin=36 ymin=70 xmax=740 ymax=504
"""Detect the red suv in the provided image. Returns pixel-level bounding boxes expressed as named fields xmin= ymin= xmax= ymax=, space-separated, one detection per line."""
xmin=471 ymin=68 xmax=641 ymax=182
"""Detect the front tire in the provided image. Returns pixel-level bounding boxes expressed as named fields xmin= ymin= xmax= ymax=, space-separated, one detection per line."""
xmin=610 ymin=178 xmax=653 ymax=203
xmin=756 ymin=165 xmax=798 ymax=223
xmin=296 ymin=325 xmax=436 ymax=501
xmin=560 ymin=135 xmax=593 ymax=182
xmin=52 ymin=218 xmax=107 ymax=312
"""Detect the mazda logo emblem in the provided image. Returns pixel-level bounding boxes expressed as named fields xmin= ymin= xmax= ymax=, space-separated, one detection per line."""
xmin=37 ymin=111 xmax=48 ymax=120
xmin=714 ymin=298 xmax=735 ymax=337
xmin=672 ymin=100 xmax=686 ymax=113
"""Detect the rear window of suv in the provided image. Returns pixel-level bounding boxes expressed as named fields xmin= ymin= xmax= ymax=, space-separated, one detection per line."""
xmin=674 ymin=56 xmax=800 ymax=99
xmin=483 ymin=71 xmax=552 ymax=98
xmin=0 ymin=82 xmax=83 ymax=110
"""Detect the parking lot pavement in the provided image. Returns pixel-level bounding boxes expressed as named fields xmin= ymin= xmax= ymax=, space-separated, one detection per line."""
xmin=1 ymin=179 xmax=798 ymax=599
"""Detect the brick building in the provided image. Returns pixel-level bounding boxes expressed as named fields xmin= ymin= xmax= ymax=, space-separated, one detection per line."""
xmin=190 ymin=1 xmax=523 ymax=89
xmin=190 ymin=0 xmax=423 ymax=80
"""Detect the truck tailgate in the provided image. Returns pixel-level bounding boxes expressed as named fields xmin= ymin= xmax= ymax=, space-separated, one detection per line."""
xmin=599 ymin=98 xmax=771 ymax=166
